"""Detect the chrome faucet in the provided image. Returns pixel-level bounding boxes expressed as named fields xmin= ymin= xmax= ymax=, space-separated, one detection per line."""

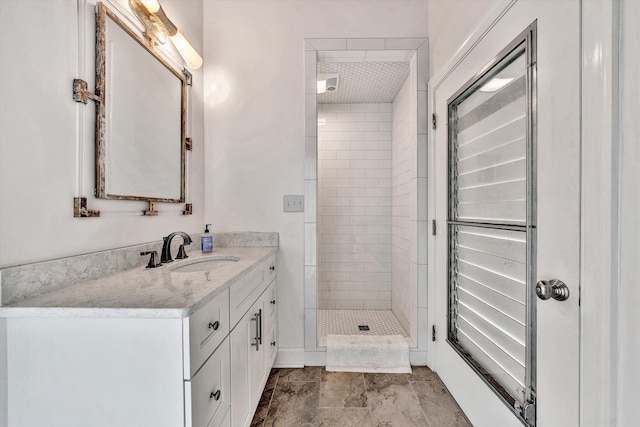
xmin=161 ymin=231 xmax=192 ymax=263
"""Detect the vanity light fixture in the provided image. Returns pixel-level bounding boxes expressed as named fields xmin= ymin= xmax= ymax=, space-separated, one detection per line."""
xmin=129 ymin=0 xmax=203 ymax=70
xmin=479 ymin=77 xmax=514 ymax=92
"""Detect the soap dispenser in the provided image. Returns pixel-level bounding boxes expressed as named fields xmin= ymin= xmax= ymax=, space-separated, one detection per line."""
xmin=201 ymin=224 xmax=214 ymax=253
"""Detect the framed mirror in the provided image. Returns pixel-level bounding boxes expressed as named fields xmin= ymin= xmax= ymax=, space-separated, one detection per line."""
xmin=94 ymin=2 xmax=188 ymax=202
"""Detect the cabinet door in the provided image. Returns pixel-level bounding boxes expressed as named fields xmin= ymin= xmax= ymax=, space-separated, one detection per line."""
xmin=213 ymin=407 xmax=231 ymax=427
xmin=230 ymin=300 xmax=264 ymax=427
xmin=249 ymin=304 xmax=268 ymax=404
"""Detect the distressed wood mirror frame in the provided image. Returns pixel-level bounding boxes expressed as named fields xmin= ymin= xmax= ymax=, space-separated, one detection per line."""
xmin=94 ymin=2 xmax=189 ymax=203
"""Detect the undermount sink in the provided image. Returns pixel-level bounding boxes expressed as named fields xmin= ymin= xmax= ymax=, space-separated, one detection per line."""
xmin=169 ymin=256 xmax=240 ymax=273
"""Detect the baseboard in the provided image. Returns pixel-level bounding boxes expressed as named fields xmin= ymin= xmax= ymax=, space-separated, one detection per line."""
xmin=410 ymin=350 xmax=428 ymax=366
xmin=1 ymin=318 xmax=7 ymax=427
xmin=304 ymin=351 xmax=327 ymax=366
xmin=273 ymin=347 xmax=305 ymax=368
xmin=277 ymin=348 xmax=427 ymax=368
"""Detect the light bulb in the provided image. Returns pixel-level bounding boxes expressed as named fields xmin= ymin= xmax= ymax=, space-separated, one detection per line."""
xmin=170 ymin=30 xmax=203 ymax=69
xmin=317 ymin=80 xmax=327 ymax=94
xmin=140 ymin=0 xmax=160 ymax=13
xmin=479 ymin=77 xmax=514 ymax=92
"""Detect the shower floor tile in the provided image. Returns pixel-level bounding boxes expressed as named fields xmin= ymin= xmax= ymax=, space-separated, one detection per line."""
xmin=318 ymin=309 xmax=408 ymax=347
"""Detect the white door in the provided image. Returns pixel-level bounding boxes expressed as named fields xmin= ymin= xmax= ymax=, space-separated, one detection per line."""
xmin=430 ymin=1 xmax=580 ymax=426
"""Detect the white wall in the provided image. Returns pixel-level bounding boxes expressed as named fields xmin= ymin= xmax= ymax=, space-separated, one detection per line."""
xmin=202 ymin=0 xmax=428 ymax=353
xmin=317 ymin=103 xmax=393 ymax=310
xmin=0 ymin=0 xmax=205 ymax=268
xmin=0 ymin=1 xmax=204 ymax=425
xmin=427 ymin=0 xmax=499 ymax=77
xmin=617 ymin=0 xmax=640 ymax=423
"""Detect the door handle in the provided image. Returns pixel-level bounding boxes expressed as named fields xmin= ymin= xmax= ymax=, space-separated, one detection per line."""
xmin=536 ymin=279 xmax=570 ymax=301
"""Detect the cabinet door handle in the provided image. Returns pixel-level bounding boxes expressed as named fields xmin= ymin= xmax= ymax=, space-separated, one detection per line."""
xmin=270 ymin=265 xmax=275 ymax=271
xmin=271 ymin=341 xmax=276 ymax=347
xmin=251 ymin=310 xmax=261 ymax=351
xmin=270 ymin=299 xmax=276 ymax=305
xmin=208 ymin=320 xmax=220 ymax=330
xmin=210 ymin=390 xmax=221 ymax=401
xmin=257 ymin=309 xmax=262 ymax=345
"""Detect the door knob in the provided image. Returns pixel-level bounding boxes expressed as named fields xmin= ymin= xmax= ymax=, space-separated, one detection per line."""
xmin=536 ymin=279 xmax=570 ymax=301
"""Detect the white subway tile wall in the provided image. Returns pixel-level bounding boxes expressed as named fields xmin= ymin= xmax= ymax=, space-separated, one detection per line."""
xmin=318 ymin=103 xmax=394 ymax=309
xmin=391 ymin=76 xmax=414 ymax=335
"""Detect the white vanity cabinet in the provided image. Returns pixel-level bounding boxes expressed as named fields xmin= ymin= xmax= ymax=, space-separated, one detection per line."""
xmin=4 ymin=253 xmax=278 ymax=427
xmin=230 ymin=257 xmax=278 ymax=427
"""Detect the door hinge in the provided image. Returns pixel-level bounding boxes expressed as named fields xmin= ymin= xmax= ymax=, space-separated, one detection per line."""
xmin=432 ymin=325 xmax=437 ymax=341
xmin=523 ymin=402 xmax=535 ymax=426
xmin=515 ymin=396 xmax=536 ymax=427
xmin=432 ymin=113 xmax=437 ymax=129
xmin=432 ymin=219 xmax=437 ymax=236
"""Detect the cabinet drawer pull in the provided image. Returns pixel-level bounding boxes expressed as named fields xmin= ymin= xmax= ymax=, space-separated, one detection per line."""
xmin=208 ymin=320 xmax=220 ymax=331
xmin=210 ymin=390 xmax=221 ymax=401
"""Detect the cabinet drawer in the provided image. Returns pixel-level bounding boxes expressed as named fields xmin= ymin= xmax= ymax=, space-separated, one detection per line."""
xmin=212 ymin=406 xmax=230 ymax=427
xmin=264 ymin=280 xmax=277 ymax=330
xmin=265 ymin=255 xmax=277 ymax=284
xmin=184 ymin=289 xmax=230 ymax=379
xmin=185 ymin=336 xmax=231 ymax=427
xmin=230 ymin=259 xmax=271 ymax=328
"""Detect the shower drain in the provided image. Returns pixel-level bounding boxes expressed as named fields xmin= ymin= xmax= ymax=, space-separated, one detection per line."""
xmin=358 ymin=325 xmax=370 ymax=331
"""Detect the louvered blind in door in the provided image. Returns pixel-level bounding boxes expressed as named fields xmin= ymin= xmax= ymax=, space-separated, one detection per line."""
xmin=447 ymin=36 xmax=535 ymax=415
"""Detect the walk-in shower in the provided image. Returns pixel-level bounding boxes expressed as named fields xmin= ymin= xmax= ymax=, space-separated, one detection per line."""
xmin=316 ymin=48 xmax=420 ymax=348
xmin=302 ymin=38 xmax=429 ymax=364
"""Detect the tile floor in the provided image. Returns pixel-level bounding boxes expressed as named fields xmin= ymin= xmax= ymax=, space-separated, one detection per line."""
xmin=250 ymin=366 xmax=472 ymax=427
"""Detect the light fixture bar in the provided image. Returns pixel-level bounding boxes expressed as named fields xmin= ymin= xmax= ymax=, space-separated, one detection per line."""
xmin=129 ymin=0 xmax=203 ymax=70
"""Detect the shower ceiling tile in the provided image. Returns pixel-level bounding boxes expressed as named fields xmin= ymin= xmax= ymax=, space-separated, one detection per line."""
xmin=317 ymin=61 xmax=410 ymax=104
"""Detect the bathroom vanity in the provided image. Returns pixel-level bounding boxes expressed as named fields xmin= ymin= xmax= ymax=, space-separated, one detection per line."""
xmin=1 ymin=242 xmax=278 ymax=427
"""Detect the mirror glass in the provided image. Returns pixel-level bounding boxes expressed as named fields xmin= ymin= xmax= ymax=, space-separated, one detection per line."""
xmin=95 ymin=3 xmax=187 ymax=202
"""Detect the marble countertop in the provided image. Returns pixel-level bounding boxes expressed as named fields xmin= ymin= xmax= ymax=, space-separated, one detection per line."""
xmin=0 ymin=246 xmax=278 ymax=319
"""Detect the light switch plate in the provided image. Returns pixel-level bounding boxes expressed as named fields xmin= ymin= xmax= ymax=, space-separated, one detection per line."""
xmin=283 ymin=195 xmax=304 ymax=212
